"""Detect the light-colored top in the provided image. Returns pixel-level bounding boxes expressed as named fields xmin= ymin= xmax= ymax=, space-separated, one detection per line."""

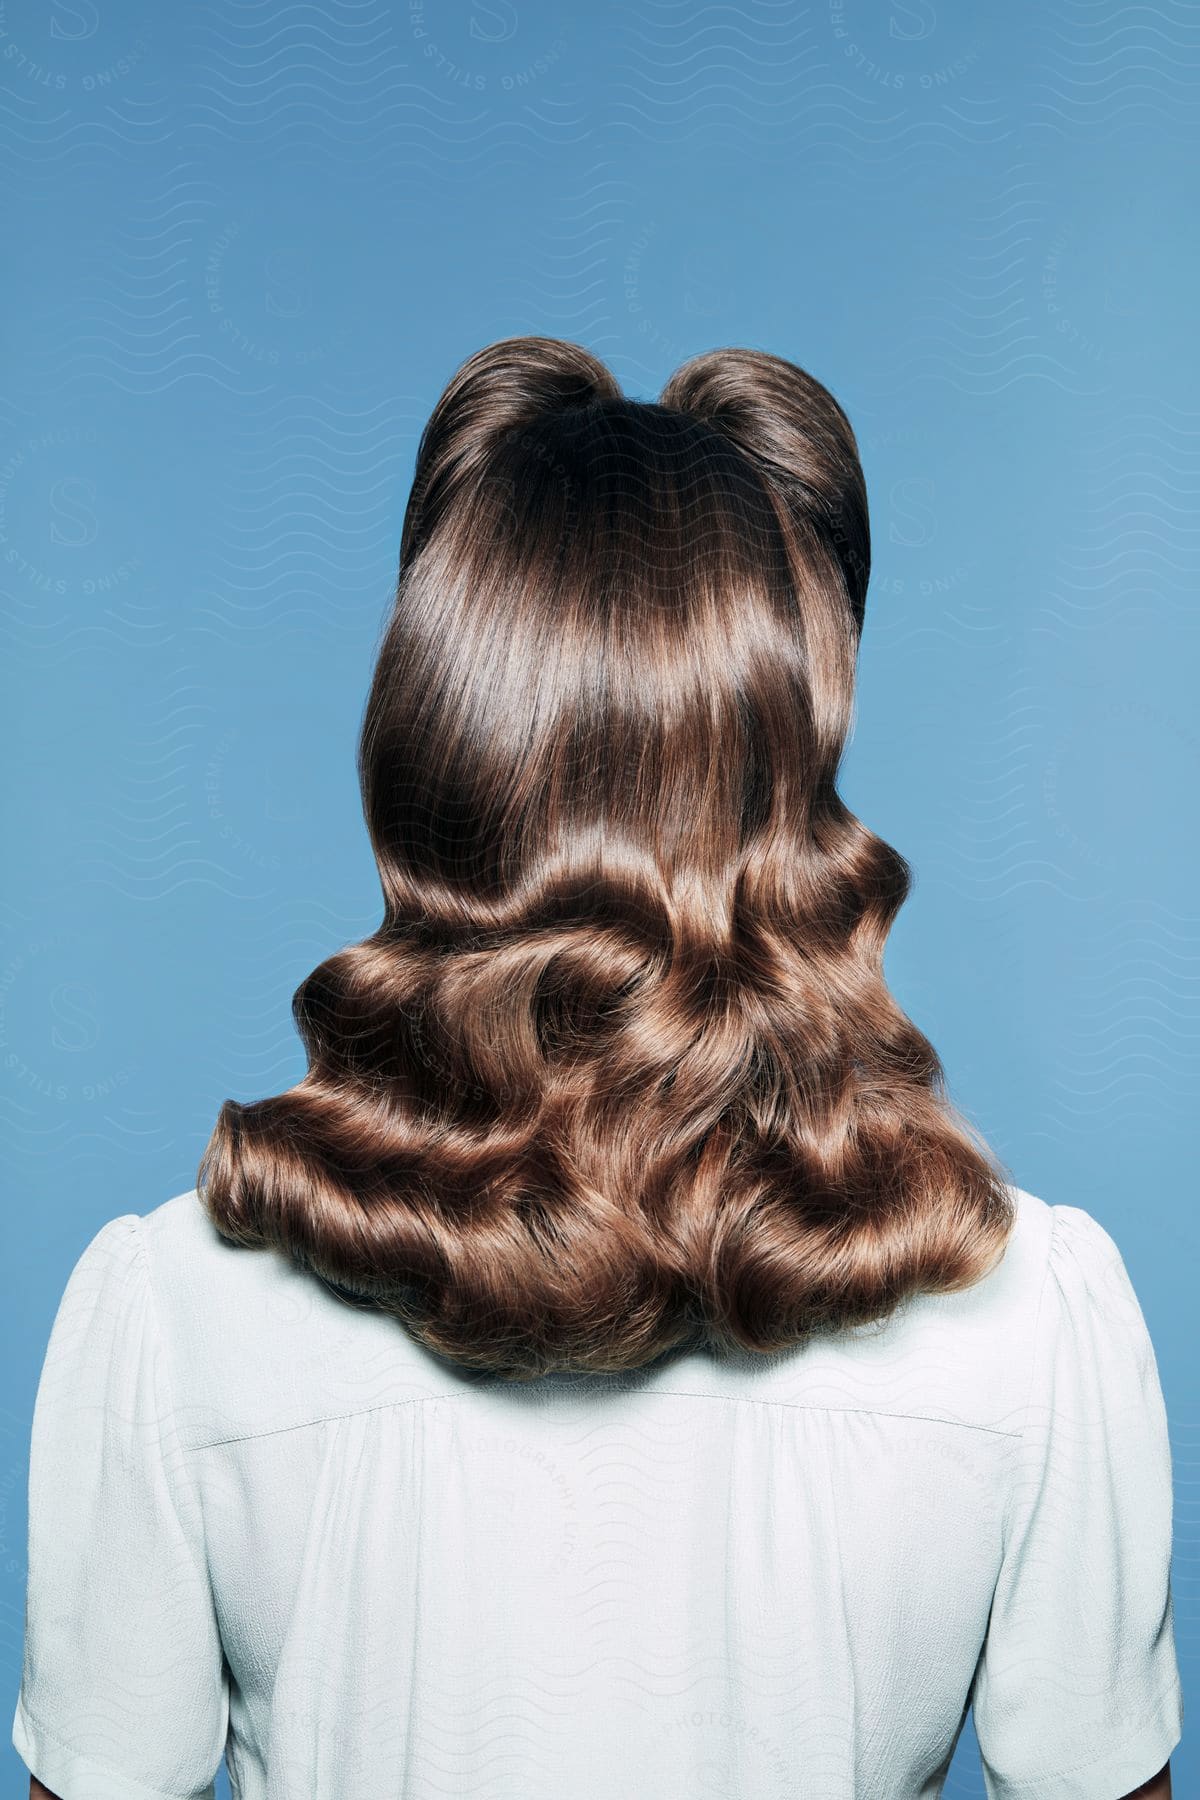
xmin=12 ymin=1182 xmax=1183 ymax=1800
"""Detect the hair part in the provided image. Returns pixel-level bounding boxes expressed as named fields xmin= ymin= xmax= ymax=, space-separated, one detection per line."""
xmin=198 ymin=336 xmax=1015 ymax=1380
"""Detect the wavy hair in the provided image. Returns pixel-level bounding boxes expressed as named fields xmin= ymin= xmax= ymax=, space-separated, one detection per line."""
xmin=198 ymin=336 xmax=1016 ymax=1380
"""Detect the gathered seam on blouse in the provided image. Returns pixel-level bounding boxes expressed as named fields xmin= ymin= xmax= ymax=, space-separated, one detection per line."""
xmin=179 ymin=1389 xmax=1026 ymax=1456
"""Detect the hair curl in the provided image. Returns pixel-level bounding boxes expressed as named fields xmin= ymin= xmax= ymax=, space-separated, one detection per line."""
xmin=198 ymin=336 xmax=1015 ymax=1380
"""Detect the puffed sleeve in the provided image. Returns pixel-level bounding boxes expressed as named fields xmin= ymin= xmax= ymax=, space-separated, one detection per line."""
xmin=970 ymin=1203 xmax=1183 ymax=1798
xmin=11 ymin=1213 xmax=230 ymax=1800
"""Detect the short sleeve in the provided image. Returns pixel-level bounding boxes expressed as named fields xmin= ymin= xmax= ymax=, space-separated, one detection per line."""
xmin=12 ymin=1213 xmax=230 ymax=1800
xmin=970 ymin=1203 xmax=1183 ymax=1798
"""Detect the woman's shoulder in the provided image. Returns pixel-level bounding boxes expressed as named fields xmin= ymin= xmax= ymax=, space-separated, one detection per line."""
xmin=133 ymin=1186 xmax=455 ymax=1448
xmin=705 ymin=1184 xmax=1138 ymax=1436
xmin=972 ymin=1184 xmax=1157 ymax=1375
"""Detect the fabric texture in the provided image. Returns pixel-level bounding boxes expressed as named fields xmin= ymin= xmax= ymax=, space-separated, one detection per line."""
xmin=12 ymin=1184 xmax=1182 ymax=1799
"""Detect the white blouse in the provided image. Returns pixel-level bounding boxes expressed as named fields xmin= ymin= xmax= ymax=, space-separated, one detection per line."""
xmin=12 ymin=1183 xmax=1183 ymax=1800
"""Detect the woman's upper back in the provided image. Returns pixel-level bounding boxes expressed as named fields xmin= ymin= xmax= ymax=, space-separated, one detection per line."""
xmin=13 ymin=1182 xmax=1182 ymax=1800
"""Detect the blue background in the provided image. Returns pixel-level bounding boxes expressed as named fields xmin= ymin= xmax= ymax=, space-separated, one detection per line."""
xmin=2 ymin=2 xmax=1195 ymax=1793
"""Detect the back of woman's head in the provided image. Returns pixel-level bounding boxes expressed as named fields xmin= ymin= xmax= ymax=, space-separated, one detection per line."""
xmin=198 ymin=336 xmax=1015 ymax=1379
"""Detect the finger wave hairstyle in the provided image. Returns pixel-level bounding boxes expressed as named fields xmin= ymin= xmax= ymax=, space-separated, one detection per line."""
xmin=198 ymin=335 xmax=1016 ymax=1381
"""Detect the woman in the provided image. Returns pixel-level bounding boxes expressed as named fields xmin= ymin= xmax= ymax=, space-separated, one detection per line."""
xmin=14 ymin=339 xmax=1181 ymax=1798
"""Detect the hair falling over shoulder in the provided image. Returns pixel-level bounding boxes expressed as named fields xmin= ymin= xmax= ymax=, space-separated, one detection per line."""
xmin=198 ymin=336 xmax=1016 ymax=1379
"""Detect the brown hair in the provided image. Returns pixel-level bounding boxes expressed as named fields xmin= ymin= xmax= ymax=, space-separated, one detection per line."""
xmin=198 ymin=336 xmax=1015 ymax=1380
